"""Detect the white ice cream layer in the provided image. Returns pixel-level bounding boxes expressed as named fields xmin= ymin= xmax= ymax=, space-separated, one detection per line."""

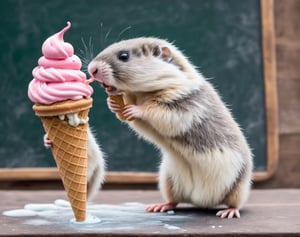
xmin=58 ymin=113 xmax=89 ymax=127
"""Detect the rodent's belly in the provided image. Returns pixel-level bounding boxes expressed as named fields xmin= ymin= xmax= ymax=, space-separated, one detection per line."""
xmin=170 ymin=161 xmax=226 ymax=207
xmin=165 ymin=146 xmax=244 ymax=207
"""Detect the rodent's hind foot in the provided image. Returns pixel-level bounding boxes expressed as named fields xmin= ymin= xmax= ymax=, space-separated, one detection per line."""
xmin=216 ymin=207 xmax=240 ymax=218
xmin=146 ymin=202 xmax=178 ymax=213
xmin=43 ymin=134 xmax=52 ymax=148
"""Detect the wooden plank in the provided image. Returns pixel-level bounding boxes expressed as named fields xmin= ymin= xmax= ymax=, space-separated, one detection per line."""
xmin=254 ymin=134 xmax=300 ymax=188
xmin=0 ymin=168 xmax=60 ymax=180
xmin=258 ymin=0 xmax=279 ymax=181
xmin=105 ymin=172 xmax=158 ymax=184
xmin=275 ymin=17 xmax=300 ymax=134
xmin=275 ymin=0 xmax=300 ymax=134
xmin=274 ymin=0 xmax=300 ymax=134
xmin=277 ymin=74 xmax=300 ymax=134
xmin=0 ymin=168 xmax=274 ymax=183
xmin=0 ymin=168 xmax=158 ymax=183
xmin=1 ymin=189 xmax=300 ymax=236
xmin=274 ymin=0 xmax=300 ymax=41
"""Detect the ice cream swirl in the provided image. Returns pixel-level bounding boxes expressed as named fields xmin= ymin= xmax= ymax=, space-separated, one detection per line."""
xmin=28 ymin=22 xmax=93 ymax=104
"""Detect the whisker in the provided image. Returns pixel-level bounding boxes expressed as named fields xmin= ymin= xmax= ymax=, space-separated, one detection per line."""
xmin=104 ymin=28 xmax=112 ymax=45
xmin=80 ymin=37 xmax=88 ymax=54
xmin=116 ymin=26 xmax=132 ymax=41
xmin=79 ymin=37 xmax=95 ymax=74
xmin=89 ymin=37 xmax=94 ymax=56
xmin=100 ymin=22 xmax=104 ymax=49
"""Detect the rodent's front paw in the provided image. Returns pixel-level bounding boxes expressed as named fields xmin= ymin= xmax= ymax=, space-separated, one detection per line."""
xmin=43 ymin=134 xmax=52 ymax=148
xmin=107 ymin=97 xmax=121 ymax=113
xmin=123 ymin=105 xmax=144 ymax=120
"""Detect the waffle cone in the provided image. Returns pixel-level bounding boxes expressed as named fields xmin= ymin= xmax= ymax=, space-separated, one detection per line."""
xmin=33 ymin=98 xmax=93 ymax=222
xmin=109 ymin=95 xmax=133 ymax=121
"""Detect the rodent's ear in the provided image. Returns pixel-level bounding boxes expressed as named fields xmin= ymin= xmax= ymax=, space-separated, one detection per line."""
xmin=161 ymin=46 xmax=172 ymax=60
xmin=152 ymin=45 xmax=172 ymax=62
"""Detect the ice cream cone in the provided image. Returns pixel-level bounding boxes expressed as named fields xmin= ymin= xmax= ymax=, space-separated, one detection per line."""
xmin=109 ymin=95 xmax=133 ymax=121
xmin=33 ymin=98 xmax=92 ymax=222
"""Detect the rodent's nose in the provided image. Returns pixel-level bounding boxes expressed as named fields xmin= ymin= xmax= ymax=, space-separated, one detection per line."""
xmin=92 ymin=68 xmax=98 ymax=76
xmin=87 ymin=62 xmax=98 ymax=77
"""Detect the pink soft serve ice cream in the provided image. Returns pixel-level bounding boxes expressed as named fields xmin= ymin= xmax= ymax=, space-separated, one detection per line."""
xmin=28 ymin=21 xmax=93 ymax=104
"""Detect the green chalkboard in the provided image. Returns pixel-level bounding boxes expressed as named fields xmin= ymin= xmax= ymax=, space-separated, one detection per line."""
xmin=0 ymin=0 xmax=278 ymax=179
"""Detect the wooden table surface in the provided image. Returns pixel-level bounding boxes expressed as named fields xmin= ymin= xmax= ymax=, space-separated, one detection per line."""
xmin=1 ymin=189 xmax=299 ymax=236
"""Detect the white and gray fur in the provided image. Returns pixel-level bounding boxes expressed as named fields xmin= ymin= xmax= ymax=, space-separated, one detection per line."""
xmin=86 ymin=127 xmax=105 ymax=200
xmin=88 ymin=38 xmax=253 ymax=213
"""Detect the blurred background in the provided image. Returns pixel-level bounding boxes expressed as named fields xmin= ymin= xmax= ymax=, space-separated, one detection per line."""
xmin=0 ymin=0 xmax=299 ymax=189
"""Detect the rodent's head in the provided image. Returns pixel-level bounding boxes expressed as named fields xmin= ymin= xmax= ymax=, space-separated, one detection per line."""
xmin=88 ymin=37 xmax=199 ymax=94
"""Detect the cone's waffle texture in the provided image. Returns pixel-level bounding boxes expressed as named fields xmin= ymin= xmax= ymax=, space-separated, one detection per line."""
xmin=33 ymin=98 xmax=92 ymax=222
xmin=109 ymin=95 xmax=133 ymax=121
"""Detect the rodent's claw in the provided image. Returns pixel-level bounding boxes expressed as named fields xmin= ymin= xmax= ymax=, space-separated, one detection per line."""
xmin=146 ymin=202 xmax=177 ymax=212
xmin=216 ymin=208 xmax=241 ymax=219
xmin=43 ymin=134 xmax=52 ymax=149
xmin=107 ymin=97 xmax=121 ymax=113
xmin=123 ymin=104 xmax=144 ymax=120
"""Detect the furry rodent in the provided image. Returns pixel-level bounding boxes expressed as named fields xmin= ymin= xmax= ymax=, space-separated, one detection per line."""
xmin=88 ymin=37 xmax=253 ymax=218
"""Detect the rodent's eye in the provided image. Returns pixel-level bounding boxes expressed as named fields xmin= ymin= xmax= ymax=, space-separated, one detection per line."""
xmin=118 ymin=51 xmax=130 ymax=62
